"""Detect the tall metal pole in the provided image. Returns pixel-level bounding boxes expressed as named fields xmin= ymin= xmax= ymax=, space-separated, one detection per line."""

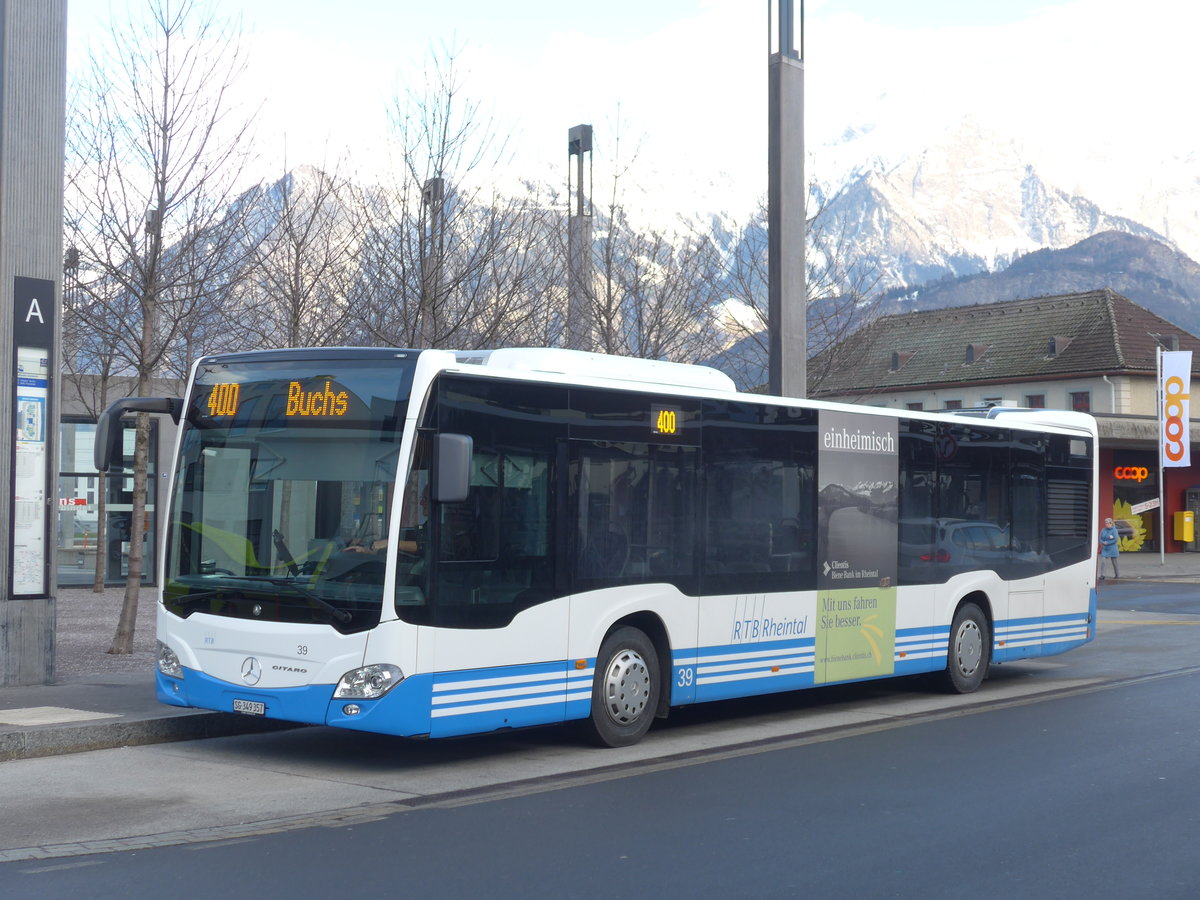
xmin=1 ymin=0 xmax=67 ymax=685
xmin=420 ymin=177 xmax=444 ymax=347
xmin=567 ymin=124 xmax=593 ymax=351
xmin=768 ymin=0 xmax=806 ymax=397
xmin=1157 ymin=345 xmax=1166 ymax=565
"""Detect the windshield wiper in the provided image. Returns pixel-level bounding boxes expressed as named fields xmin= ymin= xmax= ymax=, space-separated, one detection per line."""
xmin=165 ymin=586 xmax=229 ymax=609
xmin=183 ymin=575 xmax=353 ymax=624
xmin=256 ymin=577 xmax=353 ymax=624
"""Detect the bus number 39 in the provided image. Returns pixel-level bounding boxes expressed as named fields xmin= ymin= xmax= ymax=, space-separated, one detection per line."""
xmin=676 ymin=666 xmax=694 ymax=687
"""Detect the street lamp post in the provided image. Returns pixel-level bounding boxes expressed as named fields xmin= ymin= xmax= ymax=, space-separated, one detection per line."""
xmin=768 ymin=0 xmax=806 ymax=398
xmin=567 ymin=124 xmax=594 ymax=351
xmin=420 ymin=177 xmax=444 ymax=347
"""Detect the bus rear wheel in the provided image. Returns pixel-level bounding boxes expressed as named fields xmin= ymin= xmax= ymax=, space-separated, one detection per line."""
xmin=943 ymin=602 xmax=989 ymax=693
xmin=585 ymin=627 xmax=660 ymax=747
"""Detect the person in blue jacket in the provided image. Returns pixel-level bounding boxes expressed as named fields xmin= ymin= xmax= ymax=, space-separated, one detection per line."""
xmin=1099 ymin=517 xmax=1120 ymax=579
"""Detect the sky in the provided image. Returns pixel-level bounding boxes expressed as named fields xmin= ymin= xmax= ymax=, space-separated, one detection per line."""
xmin=66 ymin=0 xmax=1200 ymax=227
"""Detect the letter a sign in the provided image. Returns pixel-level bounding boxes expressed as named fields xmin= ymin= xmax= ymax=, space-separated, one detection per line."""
xmin=1160 ymin=350 xmax=1193 ymax=468
xmin=13 ymin=276 xmax=54 ymax=347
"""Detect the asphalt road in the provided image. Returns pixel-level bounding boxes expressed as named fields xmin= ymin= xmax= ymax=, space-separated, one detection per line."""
xmin=1097 ymin=580 xmax=1200 ymax=615
xmin=5 ymin=664 xmax=1200 ymax=898
xmin=2 ymin=583 xmax=1199 ymax=898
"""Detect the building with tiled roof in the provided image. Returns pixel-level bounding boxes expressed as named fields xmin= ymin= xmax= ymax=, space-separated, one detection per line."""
xmin=809 ymin=289 xmax=1200 ymax=414
xmin=809 ymin=290 xmax=1200 ymax=555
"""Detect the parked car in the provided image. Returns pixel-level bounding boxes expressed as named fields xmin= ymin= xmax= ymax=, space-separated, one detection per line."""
xmin=899 ymin=517 xmax=1045 ymax=575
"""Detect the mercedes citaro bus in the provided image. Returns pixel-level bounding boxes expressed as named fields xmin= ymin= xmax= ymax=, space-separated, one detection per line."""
xmin=96 ymin=347 xmax=1098 ymax=746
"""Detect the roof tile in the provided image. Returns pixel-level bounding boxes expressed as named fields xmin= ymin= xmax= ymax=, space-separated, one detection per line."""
xmin=810 ymin=289 xmax=1200 ymax=398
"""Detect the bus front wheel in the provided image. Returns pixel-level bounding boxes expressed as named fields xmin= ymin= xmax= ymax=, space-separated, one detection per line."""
xmin=943 ymin=602 xmax=989 ymax=693
xmin=585 ymin=627 xmax=660 ymax=747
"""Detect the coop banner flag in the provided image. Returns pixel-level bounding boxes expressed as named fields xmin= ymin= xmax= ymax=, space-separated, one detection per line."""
xmin=1160 ymin=350 xmax=1192 ymax=468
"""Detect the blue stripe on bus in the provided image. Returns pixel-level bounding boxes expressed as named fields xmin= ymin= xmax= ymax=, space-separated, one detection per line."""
xmin=998 ymin=611 xmax=1090 ymax=630
xmin=691 ymin=641 xmax=816 ymax=693
xmin=416 ymin=606 xmax=1093 ymax=722
xmin=164 ymin=606 xmax=1094 ymax=737
xmin=433 ymin=658 xmax=567 ymax=686
xmin=992 ymin=610 xmax=1092 ymax=662
xmin=427 ymin=660 xmax=594 ymax=737
xmin=158 ymin=667 xmax=335 ymax=725
xmin=160 ymin=667 xmax=441 ymax=737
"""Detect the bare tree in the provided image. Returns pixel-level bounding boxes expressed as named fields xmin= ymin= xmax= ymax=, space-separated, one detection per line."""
xmin=591 ymin=203 xmax=728 ymax=363
xmin=65 ymin=0 xmax=256 ymax=653
xmin=235 ymin=164 xmax=359 ymax=348
xmin=566 ymin=117 xmax=728 ymax=364
xmin=61 ymin=250 xmax=123 ymax=593
xmin=351 ymin=49 xmax=560 ymax=351
xmin=717 ymin=198 xmax=886 ymax=393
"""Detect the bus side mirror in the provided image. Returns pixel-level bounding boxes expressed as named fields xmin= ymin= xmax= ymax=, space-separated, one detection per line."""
xmin=433 ymin=433 xmax=472 ymax=503
xmin=94 ymin=397 xmax=183 ymax=473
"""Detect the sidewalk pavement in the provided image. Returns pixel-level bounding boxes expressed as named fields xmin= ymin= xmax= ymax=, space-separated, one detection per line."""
xmin=0 ymin=586 xmax=287 ymax=762
xmin=3 ymin=552 xmax=1198 ymax=762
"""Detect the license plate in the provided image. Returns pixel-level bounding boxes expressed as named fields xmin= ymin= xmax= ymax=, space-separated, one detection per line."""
xmin=232 ymin=698 xmax=266 ymax=716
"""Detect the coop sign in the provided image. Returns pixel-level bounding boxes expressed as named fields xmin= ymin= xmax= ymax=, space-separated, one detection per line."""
xmin=1113 ymin=466 xmax=1150 ymax=483
xmin=1160 ymin=351 xmax=1192 ymax=468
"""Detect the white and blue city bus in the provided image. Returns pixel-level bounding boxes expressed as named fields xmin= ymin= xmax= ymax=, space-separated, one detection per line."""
xmin=96 ymin=347 xmax=1098 ymax=747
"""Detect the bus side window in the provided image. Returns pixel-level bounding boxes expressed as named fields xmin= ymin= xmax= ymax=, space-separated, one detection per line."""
xmin=571 ymin=443 xmax=696 ymax=590
xmin=701 ymin=401 xmax=816 ymax=595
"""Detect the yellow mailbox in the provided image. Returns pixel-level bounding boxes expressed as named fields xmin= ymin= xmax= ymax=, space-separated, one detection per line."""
xmin=1174 ymin=510 xmax=1195 ymax=543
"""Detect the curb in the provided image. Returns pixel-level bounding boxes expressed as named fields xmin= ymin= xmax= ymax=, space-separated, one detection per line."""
xmin=0 ymin=711 xmax=297 ymax=762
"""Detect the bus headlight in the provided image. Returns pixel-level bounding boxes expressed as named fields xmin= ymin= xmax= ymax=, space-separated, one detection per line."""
xmin=157 ymin=641 xmax=184 ymax=679
xmin=334 ymin=664 xmax=404 ymax=699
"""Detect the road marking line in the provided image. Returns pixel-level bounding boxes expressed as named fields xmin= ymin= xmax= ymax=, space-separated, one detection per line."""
xmin=1106 ymin=620 xmax=1200 ymax=626
xmin=20 ymin=860 xmax=104 ymax=874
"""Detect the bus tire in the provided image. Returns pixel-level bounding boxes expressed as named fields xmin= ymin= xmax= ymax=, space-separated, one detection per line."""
xmin=585 ymin=626 xmax=660 ymax=747
xmin=943 ymin=602 xmax=989 ymax=693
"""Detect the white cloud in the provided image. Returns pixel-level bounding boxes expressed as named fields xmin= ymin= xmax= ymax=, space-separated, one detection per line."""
xmin=68 ymin=0 xmax=1200 ymax=227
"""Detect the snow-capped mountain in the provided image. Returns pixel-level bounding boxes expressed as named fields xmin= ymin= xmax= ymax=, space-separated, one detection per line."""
xmin=881 ymin=230 xmax=1200 ymax=338
xmin=807 ymin=117 xmax=1172 ymax=292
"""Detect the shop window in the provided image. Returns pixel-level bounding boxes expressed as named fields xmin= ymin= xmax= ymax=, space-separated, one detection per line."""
xmin=1111 ymin=450 xmax=1157 ymax=552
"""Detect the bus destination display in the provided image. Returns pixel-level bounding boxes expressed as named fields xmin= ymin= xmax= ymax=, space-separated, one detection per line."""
xmin=284 ymin=380 xmax=349 ymax=417
xmin=651 ymin=404 xmax=681 ymax=436
xmin=207 ymin=382 xmax=240 ymax=417
xmin=205 ymin=380 xmax=351 ymax=420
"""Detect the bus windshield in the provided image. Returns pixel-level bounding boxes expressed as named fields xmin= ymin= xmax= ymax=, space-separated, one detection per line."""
xmin=165 ymin=353 xmax=417 ymax=633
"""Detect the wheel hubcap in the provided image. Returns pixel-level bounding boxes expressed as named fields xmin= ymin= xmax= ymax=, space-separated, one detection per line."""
xmin=954 ymin=620 xmax=983 ymax=676
xmin=603 ymin=648 xmax=650 ymax=725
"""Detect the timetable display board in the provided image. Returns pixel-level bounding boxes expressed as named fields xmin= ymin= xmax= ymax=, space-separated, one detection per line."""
xmin=11 ymin=277 xmax=56 ymax=597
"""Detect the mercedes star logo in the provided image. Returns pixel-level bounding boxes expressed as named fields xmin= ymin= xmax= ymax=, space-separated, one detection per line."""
xmin=241 ymin=656 xmax=262 ymax=685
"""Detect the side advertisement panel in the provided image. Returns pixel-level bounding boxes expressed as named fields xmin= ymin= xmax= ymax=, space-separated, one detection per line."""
xmin=815 ymin=411 xmax=898 ymax=684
